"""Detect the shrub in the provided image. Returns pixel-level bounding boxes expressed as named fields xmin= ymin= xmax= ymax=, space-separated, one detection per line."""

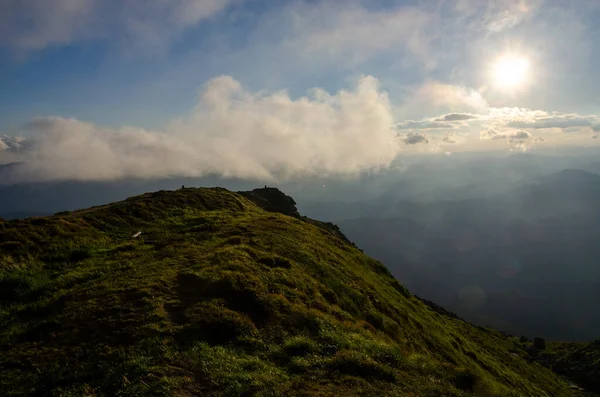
xmin=0 ymin=273 xmax=33 ymax=301
xmin=258 ymin=256 xmax=291 ymax=269
xmin=534 ymin=337 xmax=546 ymax=350
xmin=70 ymin=247 xmax=93 ymax=262
xmin=224 ymin=236 xmax=242 ymax=245
xmin=327 ymin=350 xmax=396 ymax=382
xmin=283 ymin=336 xmax=317 ymax=357
xmin=455 ymin=368 xmax=478 ymax=391
xmin=177 ymin=270 xmax=273 ymax=325
xmin=178 ymin=301 xmax=258 ymax=345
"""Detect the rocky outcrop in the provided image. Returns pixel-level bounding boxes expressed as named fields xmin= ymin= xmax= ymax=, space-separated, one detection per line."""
xmin=534 ymin=337 xmax=546 ymax=350
xmin=238 ymin=187 xmax=299 ymax=217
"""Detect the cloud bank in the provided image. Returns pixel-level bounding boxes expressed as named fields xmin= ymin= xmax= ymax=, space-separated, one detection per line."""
xmin=2 ymin=75 xmax=402 ymax=182
xmin=3 ymin=69 xmax=600 ymax=183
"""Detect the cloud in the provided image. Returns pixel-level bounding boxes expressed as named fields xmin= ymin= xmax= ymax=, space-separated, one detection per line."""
xmin=453 ymin=0 xmax=542 ymax=33
xmin=487 ymin=107 xmax=549 ymax=121
xmin=3 ymin=75 xmax=404 ymax=182
xmin=404 ymin=133 xmax=429 ymax=145
xmin=0 ymin=0 xmax=240 ymax=52
xmin=480 ymin=129 xmax=507 ymax=140
xmin=401 ymin=81 xmax=489 ymax=119
xmin=484 ymin=109 xmax=600 ymax=141
xmin=511 ymin=130 xmax=531 ymax=140
xmin=506 ymin=114 xmax=596 ymax=129
xmin=394 ymin=120 xmax=455 ymax=130
xmin=482 ymin=0 xmax=542 ymax=32
xmin=442 ymin=132 xmax=458 ymax=144
xmin=0 ymin=0 xmax=96 ymax=51
xmin=435 ymin=113 xmax=477 ymax=121
xmin=283 ymin=2 xmax=435 ymax=68
xmin=0 ymin=135 xmax=27 ymax=151
xmin=480 ymin=128 xmax=531 ymax=141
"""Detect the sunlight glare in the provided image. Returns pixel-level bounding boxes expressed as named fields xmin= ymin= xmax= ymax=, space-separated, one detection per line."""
xmin=492 ymin=55 xmax=530 ymax=90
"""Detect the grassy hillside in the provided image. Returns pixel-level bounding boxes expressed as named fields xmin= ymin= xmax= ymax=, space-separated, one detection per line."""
xmin=0 ymin=187 xmax=585 ymax=396
xmin=536 ymin=341 xmax=600 ymax=394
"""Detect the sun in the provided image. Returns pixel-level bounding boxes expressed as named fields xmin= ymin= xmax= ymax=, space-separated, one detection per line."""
xmin=492 ymin=54 xmax=530 ymax=90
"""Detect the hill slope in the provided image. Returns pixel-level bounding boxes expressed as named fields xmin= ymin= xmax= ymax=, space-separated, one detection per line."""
xmin=0 ymin=187 xmax=584 ymax=396
xmin=537 ymin=341 xmax=600 ymax=394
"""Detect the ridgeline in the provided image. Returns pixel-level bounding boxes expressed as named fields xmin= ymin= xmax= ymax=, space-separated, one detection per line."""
xmin=0 ymin=187 xmax=592 ymax=396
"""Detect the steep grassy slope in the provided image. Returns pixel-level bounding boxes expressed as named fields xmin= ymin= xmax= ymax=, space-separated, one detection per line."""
xmin=536 ymin=341 xmax=600 ymax=394
xmin=0 ymin=187 xmax=583 ymax=396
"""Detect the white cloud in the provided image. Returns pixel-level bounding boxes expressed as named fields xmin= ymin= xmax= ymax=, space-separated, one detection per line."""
xmin=480 ymin=128 xmax=531 ymax=141
xmin=0 ymin=135 xmax=27 ymax=151
xmin=481 ymin=0 xmax=542 ymax=32
xmin=4 ymin=75 xmax=403 ymax=182
xmin=479 ymin=127 xmax=539 ymax=152
xmin=506 ymin=114 xmax=597 ymax=129
xmin=400 ymin=81 xmax=489 ymax=119
xmin=453 ymin=0 xmax=542 ymax=32
xmin=0 ymin=0 xmax=240 ymax=52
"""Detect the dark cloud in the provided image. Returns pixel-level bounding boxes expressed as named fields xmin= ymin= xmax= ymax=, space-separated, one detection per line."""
xmin=394 ymin=120 xmax=455 ymax=130
xmin=404 ymin=133 xmax=429 ymax=145
xmin=481 ymin=129 xmax=531 ymax=141
xmin=435 ymin=113 xmax=477 ymax=121
xmin=481 ymin=128 xmax=506 ymax=140
xmin=511 ymin=130 xmax=531 ymax=140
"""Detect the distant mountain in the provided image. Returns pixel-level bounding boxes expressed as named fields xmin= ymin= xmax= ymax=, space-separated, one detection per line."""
xmin=0 ymin=162 xmax=26 ymax=182
xmin=0 ymin=187 xmax=583 ymax=395
xmin=337 ymin=169 xmax=600 ymax=341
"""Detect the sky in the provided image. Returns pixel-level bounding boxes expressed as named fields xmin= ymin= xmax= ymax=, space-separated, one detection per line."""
xmin=2 ymin=0 xmax=600 ymax=182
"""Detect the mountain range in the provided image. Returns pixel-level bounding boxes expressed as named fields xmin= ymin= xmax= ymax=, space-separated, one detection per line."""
xmin=334 ymin=169 xmax=600 ymax=341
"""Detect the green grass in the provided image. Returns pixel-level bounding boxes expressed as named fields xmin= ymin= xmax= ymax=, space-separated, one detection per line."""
xmin=0 ymin=187 xmax=585 ymax=396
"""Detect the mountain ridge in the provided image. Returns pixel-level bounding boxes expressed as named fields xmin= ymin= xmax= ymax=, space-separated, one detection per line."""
xmin=0 ymin=187 xmax=590 ymax=396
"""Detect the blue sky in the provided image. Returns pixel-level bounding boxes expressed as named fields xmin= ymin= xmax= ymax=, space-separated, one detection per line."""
xmin=2 ymin=0 xmax=600 ymax=182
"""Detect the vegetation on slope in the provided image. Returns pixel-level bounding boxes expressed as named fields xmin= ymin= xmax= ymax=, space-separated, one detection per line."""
xmin=535 ymin=341 xmax=600 ymax=394
xmin=0 ymin=187 xmax=584 ymax=396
